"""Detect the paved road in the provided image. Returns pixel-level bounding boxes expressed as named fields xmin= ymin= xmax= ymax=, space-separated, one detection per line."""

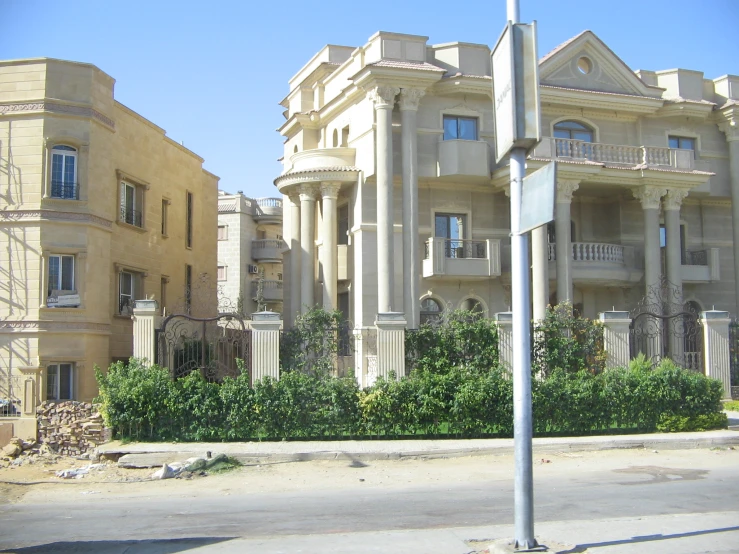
xmin=1 ymin=452 xmax=738 ymax=553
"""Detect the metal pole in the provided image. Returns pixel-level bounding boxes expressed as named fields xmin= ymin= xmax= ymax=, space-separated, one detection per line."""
xmin=508 ymin=0 xmax=537 ymax=549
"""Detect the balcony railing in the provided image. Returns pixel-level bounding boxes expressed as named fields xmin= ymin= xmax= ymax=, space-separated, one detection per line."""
xmin=548 ymin=242 xmax=625 ymax=263
xmin=119 ymin=207 xmax=143 ymax=228
xmin=50 ymin=180 xmax=79 ymax=200
xmin=532 ymin=138 xmax=695 ymax=170
xmin=423 ymin=238 xmax=501 ymax=279
xmin=252 ymin=197 xmax=283 ymax=222
xmin=251 ymin=279 xmax=283 ymax=301
xmin=683 ymin=249 xmax=708 ymax=266
xmin=251 ymin=239 xmax=286 ymax=262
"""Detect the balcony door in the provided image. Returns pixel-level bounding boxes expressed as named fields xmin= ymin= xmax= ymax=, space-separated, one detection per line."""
xmin=435 ymin=213 xmax=466 ymax=258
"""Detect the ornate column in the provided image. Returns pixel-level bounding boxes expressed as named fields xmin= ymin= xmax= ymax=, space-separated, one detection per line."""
xmin=320 ymin=182 xmax=341 ymax=311
xmin=299 ymin=184 xmax=318 ymax=313
xmin=531 ymin=225 xmax=549 ymax=322
xmin=368 ymin=85 xmax=399 ymax=313
xmin=288 ymin=193 xmax=301 ymax=323
xmin=399 ymin=87 xmax=424 ymax=328
xmin=633 ymin=186 xmax=667 ymax=296
xmin=663 ymin=189 xmax=688 ymax=299
xmin=718 ymin=121 xmax=739 ymax=313
xmin=555 ymin=180 xmax=579 ymax=305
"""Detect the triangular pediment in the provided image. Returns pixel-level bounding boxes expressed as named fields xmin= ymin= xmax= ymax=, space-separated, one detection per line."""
xmin=539 ymin=31 xmax=661 ymax=98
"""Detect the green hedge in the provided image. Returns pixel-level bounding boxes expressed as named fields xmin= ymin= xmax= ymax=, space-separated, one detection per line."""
xmin=96 ymin=357 xmax=726 ymax=442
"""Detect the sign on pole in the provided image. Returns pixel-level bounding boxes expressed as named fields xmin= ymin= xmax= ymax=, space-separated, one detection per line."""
xmin=491 ymin=21 xmax=542 ymax=163
xmin=518 ymin=161 xmax=556 ymax=235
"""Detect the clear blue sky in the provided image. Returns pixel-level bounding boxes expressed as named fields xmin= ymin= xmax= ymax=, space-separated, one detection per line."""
xmin=2 ymin=0 xmax=737 ymax=198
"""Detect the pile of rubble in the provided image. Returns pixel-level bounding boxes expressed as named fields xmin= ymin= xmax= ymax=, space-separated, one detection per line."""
xmin=36 ymin=401 xmax=111 ymax=457
xmin=1 ymin=436 xmax=40 ymax=460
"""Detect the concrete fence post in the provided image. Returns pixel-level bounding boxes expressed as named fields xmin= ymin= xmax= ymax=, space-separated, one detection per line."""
xmin=599 ymin=311 xmax=632 ymax=369
xmin=132 ymin=299 xmax=161 ymax=366
xmin=700 ymin=310 xmax=732 ymax=399
xmin=250 ymin=311 xmax=282 ymax=382
xmin=494 ymin=312 xmax=513 ymax=372
xmin=375 ymin=312 xmax=406 ymax=380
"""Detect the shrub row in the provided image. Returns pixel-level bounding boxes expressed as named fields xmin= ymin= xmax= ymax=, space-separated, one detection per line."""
xmin=96 ymin=357 xmax=726 ymax=442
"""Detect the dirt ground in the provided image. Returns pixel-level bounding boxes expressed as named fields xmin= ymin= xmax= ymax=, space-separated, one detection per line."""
xmin=1 ymin=446 xmax=737 ymax=507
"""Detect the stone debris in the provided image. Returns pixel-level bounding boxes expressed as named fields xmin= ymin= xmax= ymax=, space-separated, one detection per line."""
xmin=150 ymin=453 xmax=229 ymax=480
xmin=36 ymin=401 xmax=112 ymax=457
xmin=56 ymin=463 xmax=106 ymax=479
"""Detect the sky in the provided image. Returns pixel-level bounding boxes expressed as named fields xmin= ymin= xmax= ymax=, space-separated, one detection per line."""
xmin=2 ymin=0 xmax=738 ymax=198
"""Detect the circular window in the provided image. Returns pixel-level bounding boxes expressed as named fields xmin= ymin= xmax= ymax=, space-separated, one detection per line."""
xmin=577 ymin=57 xmax=592 ymax=75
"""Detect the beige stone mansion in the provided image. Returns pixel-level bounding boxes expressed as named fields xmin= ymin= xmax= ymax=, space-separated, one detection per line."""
xmin=274 ymin=30 xmax=739 ymax=330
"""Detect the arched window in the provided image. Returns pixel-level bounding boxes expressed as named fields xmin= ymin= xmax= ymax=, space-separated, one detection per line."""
xmin=553 ymin=121 xmax=594 ymax=159
xmin=420 ymin=298 xmax=443 ymax=325
xmin=51 ymin=145 xmax=77 ymax=199
xmin=553 ymin=120 xmax=594 ymax=142
xmin=460 ymin=298 xmax=483 ymax=314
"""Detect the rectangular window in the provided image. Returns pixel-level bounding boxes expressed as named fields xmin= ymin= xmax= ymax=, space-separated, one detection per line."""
xmin=668 ymin=136 xmax=695 ymax=151
xmin=277 ymin=272 xmax=283 ymax=281
xmin=161 ymin=199 xmax=169 ymax=236
xmin=48 ymin=255 xmax=74 ymax=295
xmin=47 ymin=363 xmax=74 ymax=401
xmin=120 ymin=182 xmax=143 ymax=227
xmin=50 ymin=145 xmax=78 ymax=199
xmin=443 ymin=115 xmax=478 ymax=141
xmin=435 ymin=213 xmax=467 ymax=259
xmin=119 ymin=271 xmax=134 ymax=314
xmin=218 ymin=225 xmax=228 ymax=240
xmin=338 ymin=204 xmax=349 ymax=245
xmin=186 ymin=192 xmax=193 ymax=248
xmin=217 ymin=266 xmax=227 ymax=281
xmin=160 ymin=277 xmax=167 ymax=312
xmin=185 ymin=264 xmax=192 ymax=314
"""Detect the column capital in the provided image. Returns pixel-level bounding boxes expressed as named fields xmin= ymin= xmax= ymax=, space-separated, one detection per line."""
xmin=288 ymin=192 xmax=301 ymax=205
xmin=299 ymin=184 xmax=319 ymax=201
xmin=366 ymin=86 xmax=400 ymax=109
xmin=398 ymin=88 xmax=425 ymax=111
xmin=663 ymin=188 xmax=689 ymax=211
xmin=320 ymin=182 xmax=341 ymax=199
xmin=632 ymin=186 xmax=667 ymax=210
xmin=717 ymin=117 xmax=739 ymax=141
xmin=556 ymin=180 xmax=580 ymax=203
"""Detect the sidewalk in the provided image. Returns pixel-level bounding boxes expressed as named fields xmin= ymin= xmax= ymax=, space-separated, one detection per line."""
xmin=99 ymin=411 xmax=739 ymax=468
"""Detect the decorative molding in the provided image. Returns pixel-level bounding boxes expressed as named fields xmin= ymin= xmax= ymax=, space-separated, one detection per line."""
xmin=320 ymin=182 xmax=342 ymax=199
xmin=663 ymin=189 xmax=689 ymax=211
xmin=299 ymin=183 xmax=320 ymax=200
xmin=0 ymin=210 xmax=113 ymax=228
xmin=717 ymin=119 xmax=739 ymax=142
xmin=0 ymin=101 xmax=115 ymax=129
xmin=366 ymin=86 xmax=400 ymax=110
xmin=632 ymin=186 xmax=667 ymax=210
xmin=116 ymin=169 xmax=150 ymax=190
xmin=0 ymin=321 xmax=111 ymax=333
xmin=398 ymin=88 xmax=425 ymax=111
xmin=556 ymin=180 xmax=580 ymax=203
xmin=276 ymin=170 xmax=359 ymax=191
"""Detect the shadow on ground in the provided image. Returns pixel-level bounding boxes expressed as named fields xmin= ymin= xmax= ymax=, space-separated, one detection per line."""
xmin=0 ymin=537 xmax=235 ymax=554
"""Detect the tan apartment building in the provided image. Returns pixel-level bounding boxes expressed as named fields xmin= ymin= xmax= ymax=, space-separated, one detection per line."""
xmin=217 ymin=191 xmax=285 ymax=314
xmin=0 ymin=58 xmax=218 ymax=434
xmin=275 ymin=30 xmax=738 ymax=386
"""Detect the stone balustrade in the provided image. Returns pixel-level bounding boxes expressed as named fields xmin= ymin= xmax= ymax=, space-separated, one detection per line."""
xmin=548 ymin=242 xmax=625 ymax=263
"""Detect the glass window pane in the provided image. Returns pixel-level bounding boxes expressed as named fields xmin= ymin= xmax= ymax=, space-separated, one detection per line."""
xmin=47 ymin=365 xmax=58 ymax=399
xmin=450 ymin=216 xmax=465 ymax=239
xmin=443 ymin=117 xmax=458 ymax=140
xmin=573 ymin=131 xmax=593 ymax=142
xmin=51 ymin=154 xmax=63 ymax=184
xmin=59 ymin=364 xmax=72 ymax=400
xmin=553 ymin=130 xmax=571 ymax=139
xmin=120 ymin=272 xmax=132 ymax=295
xmin=681 ymin=138 xmax=695 ymax=150
xmin=660 ymin=226 xmax=666 ymax=248
xmin=125 ymin=185 xmax=134 ymax=210
xmin=64 ymin=155 xmax=75 ymax=185
xmin=435 ymin=215 xmax=448 ymax=238
xmin=54 ymin=145 xmax=75 ymax=152
xmin=668 ymin=137 xmax=679 ymax=149
xmin=459 ymin=118 xmax=477 ymax=140
xmin=49 ymin=256 xmax=60 ymax=293
xmin=61 ymin=256 xmax=74 ymax=290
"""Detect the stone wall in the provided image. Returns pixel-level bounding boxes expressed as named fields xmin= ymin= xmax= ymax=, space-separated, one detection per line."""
xmin=36 ymin=401 xmax=111 ymax=456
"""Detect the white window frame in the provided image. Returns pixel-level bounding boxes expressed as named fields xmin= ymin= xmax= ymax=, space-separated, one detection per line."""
xmin=48 ymin=254 xmax=75 ymax=295
xmin=217 ymin=265 xmax=227 ymax=281
xmin=218 ymin=225 xmax=228 ymax=241
xmin=119 ymin=271 xmax=135 ymax=314
xmin=47 ymin=363 xmax=74 ymax=401
xmin=120 ymin=181 xmax=142 ymax=227
xmin=50 ymin=145 xmax=78 ymax=199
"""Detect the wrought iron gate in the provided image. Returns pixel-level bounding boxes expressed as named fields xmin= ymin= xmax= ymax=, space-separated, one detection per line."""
xmin=629 ymin=278 xmax=702 ymax=370
xmin=156 ymin=313 xmax=251 ymax=382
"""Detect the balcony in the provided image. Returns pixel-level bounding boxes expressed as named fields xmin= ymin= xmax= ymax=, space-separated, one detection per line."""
xmin=681 ymin=248 xmax=720 ymax=283
xmin=531 ymin=138 xmax=695 ymax=170
xmin=251 ymin=239 xmax=286 ymax=263
xmin=251 ymin=280 xmax=283 ymax=302
xmin=50 ymin=180 xmax=79 ymax=200
xmin=252 ymin=197 xmax=283 ymax=224
xmin=437 ymin=139 xmax=490 ymax=182
xmin=548 ymin=242 xmax=642 ymax=285
xmin=422 ymin=238 xmax=501 ymax=280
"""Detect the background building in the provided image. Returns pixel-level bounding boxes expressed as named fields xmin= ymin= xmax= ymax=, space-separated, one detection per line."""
xmin=0 ymin=58 xmax=218 ymax=431
xmin=275 ymin=30 xmax=738 ymax=337
xmin=217 ymin=191 xmax=284 ymax=314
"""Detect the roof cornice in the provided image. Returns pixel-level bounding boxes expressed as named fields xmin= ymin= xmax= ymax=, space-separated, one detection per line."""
xmin=540 ymin=85 xmax=664 ymax=114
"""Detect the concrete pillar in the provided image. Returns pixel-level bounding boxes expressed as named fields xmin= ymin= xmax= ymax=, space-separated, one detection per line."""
xmin=132 ymin=299 xmax=162 ymax=366
xmin=531 ymin=225 xmax=549 ymax=322
xmin=320 ymin=182 xmax=341 ymax=311
xmin=599 ymin=311 xmax=631 ymax=369
xmin=368 ymin=85 xmax=399 ymax=313
xmin=299 ymin=184 xmax=318 ymax=313
xmin=632 ymin=186 xmax=666 ymax=296
xmin=555 ymin=180 xmax=579 ymax=304
xmin=700 ymin=310 xmax=732 ymax=399
xmin=250 ymin=311 xmax=282 ymax=383
xmin=719 ymin=130 xmax=739 ymax=314
xmin=664 ymin=189 xmax=688 ymax=361
xmin=375 ymin=312 xmax=406 ymax=381
xmin=494 ymin=312 xmax=513 ymax=372
xmin=400 ymin=87 xmax=424 ymax=328
xmin=288 ymin=193 xmax=301 ymax=325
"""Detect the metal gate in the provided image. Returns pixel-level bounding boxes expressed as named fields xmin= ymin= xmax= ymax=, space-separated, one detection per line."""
xmin=156 ymin=313 xmax=251 ymax=382
xmin=629 ymin=278 xmax=702 ymax=370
